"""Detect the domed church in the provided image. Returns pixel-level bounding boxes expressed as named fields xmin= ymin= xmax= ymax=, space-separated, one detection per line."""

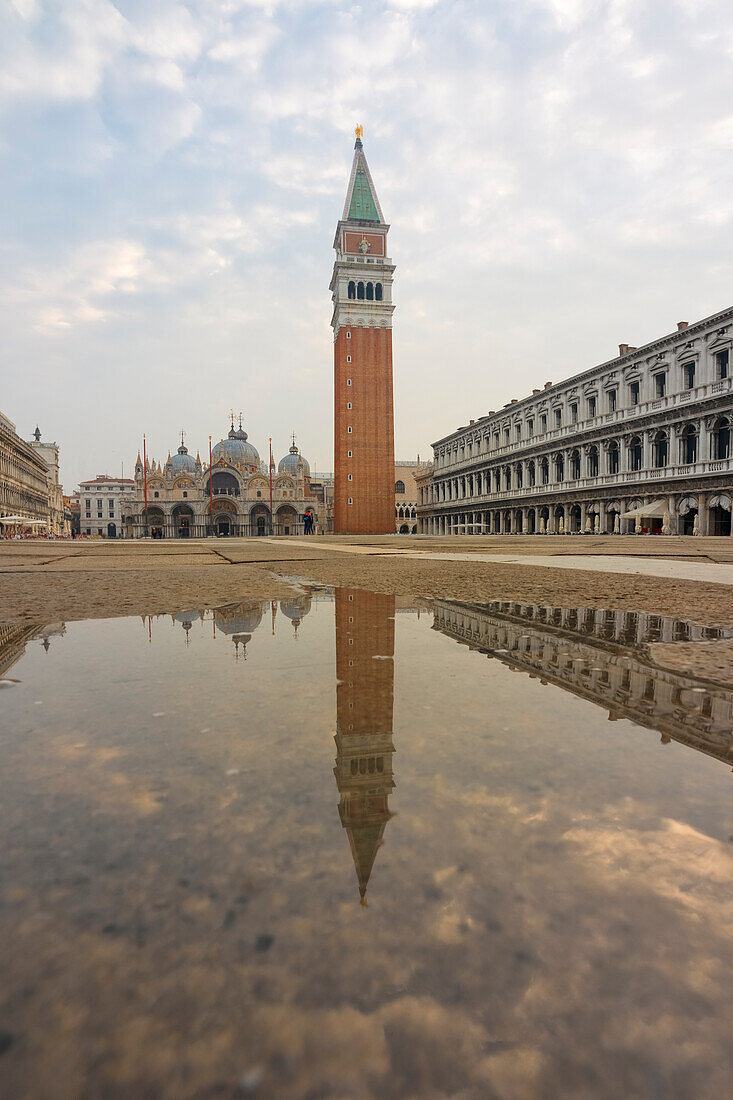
xmin=123 ymin=418 xmax=327 ymax=538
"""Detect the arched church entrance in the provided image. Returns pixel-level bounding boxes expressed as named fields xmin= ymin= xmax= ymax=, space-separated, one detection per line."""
xmin=209 ymin=498 xmax=237 ymax=537
xmin=172 ymin=504 xmax=194 ymax=538
xmin=143 ymin=506 xmax=165 ymax=538
xmin=275 ymin=505 xmax=297 ymax=536
xmin=250 ymin=504 xmax=271 ymax=536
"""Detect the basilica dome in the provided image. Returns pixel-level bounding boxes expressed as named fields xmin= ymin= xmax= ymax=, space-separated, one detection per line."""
xmin=212 ymin=424 xmax=260 ymax=468
xmin=278 ymin=442 xmax=310 ymax=476
xmin=169 ymin=443 xmax=197 ymax=473
xmin=280 ymin=594 xmax=312 ymax=622
xmin=214 ymin=602 xmax=263 ymax=635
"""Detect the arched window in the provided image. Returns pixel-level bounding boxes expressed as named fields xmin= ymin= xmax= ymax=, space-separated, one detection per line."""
xmin=555 ymin=454 xmax=564 ymax=482
xmin=681 ymin=424 xmax=697 ymax=464
xmin=366 ymin=282 xmax=374 ymax=300
xmin=588 ymin=445 xmax=599 ymax=477
xmin=528 ymin=460 xmax=536 ymax=486
xmin=713 ymin=416 xmax=730 ymax=459
xmin=629 ymin=435 xmax=642 ymax=471
xmin=540 ymin=457 xmax=549 ymax=484
xmin=652 ymin=430 xmax=668 ymax=468
xmin=375 ymin=283 xmax=383 ymax=301
xmin=504 ymin=466 xmax=511 ymax=490
xmin=348 ymin=281 xmax=355 ymax=300
xmin=516 ymin=463 xmax=523 ymax=488
xmin=570 ymin=449 xmax=581 ymax=479
xmin=357 ymin=281 xmax=365 ymax=300
xmin=394 ymin=479 xmax=405 ymax=493
xmin=607 ymin=440 xmax=619 ymax=474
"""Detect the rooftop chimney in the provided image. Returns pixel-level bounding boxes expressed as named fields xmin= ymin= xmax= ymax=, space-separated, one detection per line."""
xmin=510 ymin=399 xmax=518 ymax=404
xmin=619 ymin=344 xmax=637 ymax=356
xmin=677 ymin=321 xmax=688 ymax=331
xmin=544 ymin=381 xmax=552 ymax=389
xmin=532 ymin=388 xmax=541 ymax=394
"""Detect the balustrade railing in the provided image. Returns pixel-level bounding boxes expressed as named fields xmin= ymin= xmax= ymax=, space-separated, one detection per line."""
xmin=430 ymin=457 xmax=732 ymax=507
xmin=435 ymin=376 xmax=732 ymax=473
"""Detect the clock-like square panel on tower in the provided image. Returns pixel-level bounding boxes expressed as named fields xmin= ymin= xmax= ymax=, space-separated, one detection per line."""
xmin=331 ymin=128 xmax=396 ymax=534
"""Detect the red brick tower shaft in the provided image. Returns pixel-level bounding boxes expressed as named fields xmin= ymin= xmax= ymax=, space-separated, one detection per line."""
xmin=331 ymin=131 xmax=395 ymax=534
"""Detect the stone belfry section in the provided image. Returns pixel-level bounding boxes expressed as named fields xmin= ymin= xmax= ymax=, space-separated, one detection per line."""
xmin=331 ymin=128 xmax=396 ymax=534
xmin=333 ymin=588 xmax=396 ymax=904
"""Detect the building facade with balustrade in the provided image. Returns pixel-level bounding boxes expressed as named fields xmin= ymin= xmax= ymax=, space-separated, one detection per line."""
xmin=0 ymin=411 xmax=53 ymax=534
xmin=415 ymin=307 xmax=733 ymax=537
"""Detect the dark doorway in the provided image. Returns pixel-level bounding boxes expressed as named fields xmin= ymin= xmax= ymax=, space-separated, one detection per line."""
xmin=682 ymin=510 xmax=697 ymax=535
xmin=710 ymin=506 xmax=731 ymax=536
xmin=107 ymin=523 xmax=116 ymax=538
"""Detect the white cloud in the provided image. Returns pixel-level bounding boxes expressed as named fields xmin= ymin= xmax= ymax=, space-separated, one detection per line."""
xmin=3 ymin=0 xmax=733 ymax=487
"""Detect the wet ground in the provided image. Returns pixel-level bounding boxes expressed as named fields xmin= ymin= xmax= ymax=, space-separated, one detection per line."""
xmin=1 ymin=587 xmax=732 ymax=1099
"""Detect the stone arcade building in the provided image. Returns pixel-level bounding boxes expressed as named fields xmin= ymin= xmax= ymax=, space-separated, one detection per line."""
xmin=416 ymin=307 xmax=733 ymax=537
xmin=0 ymin=412 xmax=54 ymax=534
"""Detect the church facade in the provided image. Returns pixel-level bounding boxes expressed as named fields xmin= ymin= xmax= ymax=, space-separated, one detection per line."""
xmin=331 ymin=129 xmax=396 ymax=534
xmin=123 ymin=419 xmax=326 ymax=538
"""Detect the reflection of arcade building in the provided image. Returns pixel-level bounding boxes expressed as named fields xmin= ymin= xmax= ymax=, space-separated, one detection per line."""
xmin=0 ymin=621 xmax=66 ymax=680
xmin=433 ymin=599 xmax=733 ymax=767
xmin=123 ymin=419 xmax=325 ymax=538
xmin=333 ymin=589 xmax=396 ymax=903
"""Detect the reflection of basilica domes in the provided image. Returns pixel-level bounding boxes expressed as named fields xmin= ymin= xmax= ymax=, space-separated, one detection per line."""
xmin=278 ymin=440 xmax=310 ymax=477
xmin=169 ymin=442 xmax=197 ymax=473
xmin=279 ymin=594 xmax=312 ymax=635
xmin=214 ymin=602 xmax=263 ymax=635
xmin=212 ymin=419 xmax=260 ymax=468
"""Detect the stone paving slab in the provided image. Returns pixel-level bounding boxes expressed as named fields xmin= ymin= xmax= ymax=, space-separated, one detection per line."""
xmin=411 ymin=552 xmax=733 ymax=586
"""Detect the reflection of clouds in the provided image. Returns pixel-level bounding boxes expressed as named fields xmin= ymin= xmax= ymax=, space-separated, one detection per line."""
xmin=565 ymin=817 xmax=733 ymax=920
xmin=2 ymin=604 xmax=733 ymax=1098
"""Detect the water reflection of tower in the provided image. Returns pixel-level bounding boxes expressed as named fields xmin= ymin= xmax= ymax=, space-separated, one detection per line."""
xmin=334 ymin=589 xmax=396 ymax=905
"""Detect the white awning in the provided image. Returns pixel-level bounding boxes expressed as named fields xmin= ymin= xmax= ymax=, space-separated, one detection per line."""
xmin=0 ymin=515 xmax=48 ymax=525
xmin=621 ymin=500 xmax=667 ymax=519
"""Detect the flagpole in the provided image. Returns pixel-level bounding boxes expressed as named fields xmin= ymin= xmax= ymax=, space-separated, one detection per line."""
xmin=269 ymin=436 xmax=273 ymax=535
xmin=209 ymin=435 xmax=213 ymax=537
xmin=143 ymin=434 xmax=148 ymax=537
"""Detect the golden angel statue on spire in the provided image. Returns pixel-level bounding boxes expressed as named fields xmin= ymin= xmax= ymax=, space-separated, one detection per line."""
xmin=355 ymin=124 xmax=363 ymax=141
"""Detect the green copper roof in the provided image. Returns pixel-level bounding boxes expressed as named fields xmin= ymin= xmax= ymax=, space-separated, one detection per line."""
xmin=348 ymin=168 xmax=379 ymax=221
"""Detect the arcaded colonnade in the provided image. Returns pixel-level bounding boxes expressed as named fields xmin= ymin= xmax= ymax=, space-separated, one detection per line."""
xmin=416 ymin=307 xmax=733 ymax=537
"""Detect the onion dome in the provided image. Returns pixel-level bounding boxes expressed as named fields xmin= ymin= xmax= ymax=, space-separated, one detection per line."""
xmin=278 ymin=439 xmax=310 ymax=476
xmin=212 ymin=419 xmax=260 ymax=468
xmin=214 ymin=602 xmax=263 ymax=635
xmin=170 ymin=441 xmax=197 ymax=473
xmin=280 ymin=594 xmax=312 ymax=635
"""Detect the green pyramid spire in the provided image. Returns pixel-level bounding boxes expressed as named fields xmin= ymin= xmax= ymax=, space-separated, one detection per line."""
xmin=348 ymin=168 xmax=379 ymax=222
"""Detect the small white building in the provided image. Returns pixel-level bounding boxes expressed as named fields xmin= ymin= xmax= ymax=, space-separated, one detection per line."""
xmin=79 ymin=475 xmax=134 ymax=538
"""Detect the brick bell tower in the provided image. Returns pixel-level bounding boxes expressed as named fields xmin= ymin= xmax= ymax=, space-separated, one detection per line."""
xmin=331 ymin=126 xmax=395 ymax=534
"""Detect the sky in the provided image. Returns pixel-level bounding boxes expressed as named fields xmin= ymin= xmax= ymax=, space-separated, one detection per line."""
xmin=2 ymin=0 xmax=733 ymax=490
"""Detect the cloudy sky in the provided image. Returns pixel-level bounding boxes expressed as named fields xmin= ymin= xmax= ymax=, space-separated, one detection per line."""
xmin=2 ymin=0 xmax=733 ymax=488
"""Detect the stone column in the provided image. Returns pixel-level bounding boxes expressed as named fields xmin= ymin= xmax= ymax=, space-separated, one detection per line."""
xmin=642 ymin=430 xmax=651 ymax=471
xmin=698 ymin=491 xmax=709 ymax=536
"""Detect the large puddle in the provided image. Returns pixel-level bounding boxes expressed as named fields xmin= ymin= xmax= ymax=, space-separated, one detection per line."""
xmin=1 ymin=588 xmax=732 ymax=1099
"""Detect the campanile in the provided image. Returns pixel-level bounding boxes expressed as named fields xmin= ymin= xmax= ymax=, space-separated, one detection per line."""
xmin=331 ymin=127 xmax=395 ymax=534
